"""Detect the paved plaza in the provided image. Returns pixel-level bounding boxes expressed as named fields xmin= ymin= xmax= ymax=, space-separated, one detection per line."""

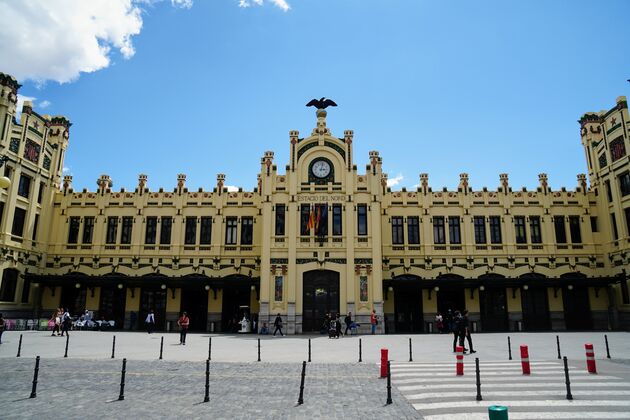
xmin=0 ymin=331 xmax=629 ymax=419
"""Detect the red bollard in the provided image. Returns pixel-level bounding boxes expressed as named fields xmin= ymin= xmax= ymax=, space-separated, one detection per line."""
xmin=520 ymin=345 xmax=530 ymax=375
xmin=380 ymin=348 xmax=389 ymax=378
xmin=585 ymin=343 xmax=597 ymax=374
xmin=456 ymin=345 xmax=464 ymax=376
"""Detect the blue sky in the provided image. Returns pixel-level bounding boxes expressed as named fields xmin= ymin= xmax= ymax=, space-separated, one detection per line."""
xmin=4 ymin=0 xmax=630 ymax=192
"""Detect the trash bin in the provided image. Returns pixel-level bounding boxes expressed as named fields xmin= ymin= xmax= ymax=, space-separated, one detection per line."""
xmin=210 ymin=322 xmax=215 ymax=333
xmin=472 ymin=321 xmax=478 ymax=333
xmin=166 ymin=321 xmax=172 ymax=332
xmin=516 ymin=320 xmax=523 ymax=331
xmin=427 ymin=321 xmax=433 ymax=333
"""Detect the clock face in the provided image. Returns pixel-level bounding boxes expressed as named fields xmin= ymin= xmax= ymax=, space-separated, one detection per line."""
xmin=311 ymin=160 xmax=331 ymax=178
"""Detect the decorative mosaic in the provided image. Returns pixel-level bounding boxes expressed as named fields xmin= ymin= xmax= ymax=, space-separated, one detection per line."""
xmin=296 ymin=141 xmax=317 ymax=161
xmin=324 ymin=140 xmax=346 ymax=161
xmin=24 ymin=139 xmax=41 ymax=163
xmin=598 ymin=153 xmax=607 ymax=168
xmin=9 ymin=138 xmax=20 ymax=153
xmin=610 ymin=137 xmax=626 ymax=162
xmin=43 ymin=155 xmax=51 ymax=170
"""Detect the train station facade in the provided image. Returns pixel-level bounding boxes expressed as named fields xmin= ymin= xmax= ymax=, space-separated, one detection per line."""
xmin=1 ymin=72 xmax=629 ymax=333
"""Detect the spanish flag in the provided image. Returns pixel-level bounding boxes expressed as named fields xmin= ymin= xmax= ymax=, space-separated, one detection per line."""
xmin=307 ymin=206 xmax=315 ymax=232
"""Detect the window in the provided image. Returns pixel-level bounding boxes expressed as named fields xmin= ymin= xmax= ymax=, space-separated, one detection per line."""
xmin=225 ymin=217 xmax=238 ymax=245
xmin=514 ymin=216 xmax=527 ymax=244
xmin=314 ymin=204 xmax=328 ymax=236
xmin=590 ymin=216 xmax=598 ymax=233
xmin=17 ymin=174 xmax=31 ymax=198
xmin=332 ymin=204 xmax=343 ymax=236
xmin=32 ymin=214 xmax=39 ymax=241
xmin=200 ymin=217 xmax=212 ymax=245
xmin=625 ymin=208 xmax=630 ymax=238
xmin=554 ymin=216 xmax=567 ymax=243
xmin=357 ymin=204 xmax=368 ymax=236
xmin=605 ymin=180 xmax=613 ymax=202
xmin=611 ymin=213 xmax=619 ymax=240
xmin=83 ymin=216 xmax=95 ymax=244
xmin=300 ymin=204 xmax=310 ymax=235
xmin=433 ymin=216 xmax=445 ymax=244
xmin=0 ymin=202 xmax=4 ymax=230
xmin=106 ymin=217 xmax=118 ymax=244
xmin=0 ymin=269 xmax=18 ymax=302
xmin=145 ymin=216 xmax=157 ymax=244
xmin=184 ymin=217 xmax=197 ymax=245
xmin=11 ymin=207 xmax=26 ymax=237
xmin=619 ymin=172 xmax=630 ymax=197
xmin=448 ymin=216 xmax=461 ymax=244
xmin=407 ymin=216 xmax=420 ymax=244
xmin=241 ymin=217 xmax=253 ymax=244
xmin=120 ymin=216 xmax=133 ymax=244
xmin=160 ymin=217 xmax=172 ymax=244
xmin=391 ymin=216 xmax=404 ymax=244
xmin=37 ymin=182 xmax=44 ymax=204
xmin=21 ymin=276 xmax=31 ymax=303
xmin=67 ymin=216 xmax=80 ymax=244
xmin=474 ymin=216 xmax=486 ymax=244
xmin=529 ymin=216 xmax=542 ymax=244
xmin=275 ymin=204 xmax=285 ymax=236
xmin=569 ymin=216 xmax=582 ymax=243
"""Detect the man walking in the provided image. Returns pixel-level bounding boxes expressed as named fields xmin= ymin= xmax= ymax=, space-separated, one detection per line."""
xmin=145 ymin=309 xmax=155 ymax=334
xmin=177 ymin=311 xmax=190 ymax=345
xmin=344 ymin=312 xmax=353 ymax=336
xmin=60 ymin=308 xmax=71 ymax=337
xmin=273 ymin=313 xmax=284 ymax=336
xmin=461 ymin=310 xmax=476 ymax=353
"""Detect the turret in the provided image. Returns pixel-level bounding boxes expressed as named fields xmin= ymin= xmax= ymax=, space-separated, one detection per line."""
xmin=0 ymin=73 xmax=20 ymax=144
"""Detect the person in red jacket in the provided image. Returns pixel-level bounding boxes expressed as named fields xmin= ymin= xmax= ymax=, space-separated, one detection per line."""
xmin=177 ymin=311 xmax=190 ymax=345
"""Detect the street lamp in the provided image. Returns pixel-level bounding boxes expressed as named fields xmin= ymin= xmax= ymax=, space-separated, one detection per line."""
xmin=0 ymin=156 xmax=11 ymax=189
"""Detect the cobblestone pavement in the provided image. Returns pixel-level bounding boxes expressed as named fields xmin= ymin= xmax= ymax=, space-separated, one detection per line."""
xmin=0 ymin=358 xmax=420 ymax=419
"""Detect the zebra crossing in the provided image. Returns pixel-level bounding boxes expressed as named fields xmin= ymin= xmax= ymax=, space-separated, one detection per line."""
xmin=390 ymin=360 xmax=630 ymax=419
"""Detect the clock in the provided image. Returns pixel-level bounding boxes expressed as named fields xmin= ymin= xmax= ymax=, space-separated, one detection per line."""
xmin=311 ymin=160 xmax=331 ymax=178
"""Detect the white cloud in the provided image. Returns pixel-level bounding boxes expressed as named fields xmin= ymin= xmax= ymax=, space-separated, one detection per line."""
xmin=15 ymin=95 xmax=36 ymax=119
xmin=0 ymin=0 xmax=143 ymax=84
xmin=387 ymin=174 xmax=404 ymax=188
xmin=39 ymin=100 xmax=51 ymax=109
xmin=225 ymin=185 xmax=239 ymax=192
xmin=171 ymin=0 xmax=193 ymax=9
xmin=238 ymin=0 xmax=290 ymax=11
xmin=63 ymin=167 xmax=71 ymax=174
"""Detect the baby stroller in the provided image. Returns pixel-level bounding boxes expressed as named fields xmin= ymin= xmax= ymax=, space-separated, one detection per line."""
xmin=328 ymin=319 xmax=339 ymax=339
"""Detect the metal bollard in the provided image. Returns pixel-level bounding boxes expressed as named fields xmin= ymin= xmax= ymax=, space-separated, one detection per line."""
xmin=556 ymin=335 xmax=561 ymax=360
xmin=386 ymin=360 xmax=393 ymax=405
xmin=507 ymin=336 xmax=512 ymax=360
xmin=204 ymin=359 xmax=210 ymax=403
xmin=118 ymin=358 xmax=127 ymax=401
xmin=409 ymin=338 xmax=413 ymax=362
xmin=257 ymin=338 xmax=261 ymax=362
xmin=563 ymin=356 xmax=573 ymax=400
xmin=17 ymin=334 xmax=22 ymax=357
xmin=64 ymin=334 xmax=69 ymax=358
xmin=29 ymin=356 xmax=40 ymax=398
xmin=111 ymin=335 xmax=116 ymax=359
xmin=159 ymin=336 xmax=164 ymax=360
xmin=605 ymin=335 xmax=611 ymax=359
xmin=308 ymin=338 xmax=311 ymax=363
xmin=208 ymin=337 xmax=212 ymax=361
xmin=475 ymin=357 xmax=482 ymax=401
xmin=358 ymin=338 xmax=362 ymax=363
xmin=297 ymin=360 xmax=306 ymax=405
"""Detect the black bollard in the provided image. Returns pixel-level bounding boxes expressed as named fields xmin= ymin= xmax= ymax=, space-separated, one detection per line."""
xmin=64 ymin=334 xmax=69 ymax=358
xmin=605 ymin=335 xmax=611 ymax=359
xmin=17 ymin=334 xmax=22 ymax=357
xmin=257 ymin=338 xmax=261 ymax=362
xmin=159 ymin=336 xmax=164 ymax=360
xmin=563 ymin=356 xmax=573 ymax=400
xmin=308 ymin=338 xmax=311 ymax=363
xmin=475 ymin=357 xmax=482 ymax=401
xmin=29 ymin=356 xmax=40 ymax=398
xmin=556 ymin=335 xmax=561 ymax=359
xmin=208 ymin=337 xmax=212 ymax=361
xmin=118 ymin=358 xmax=127 ymax=401
xmin=111 ymin=335 xmax=116 ymax=359
xmin=386 ymin=360 xmax=393 ymax=405
xmin=359 ymin=338 xmax=362 ymax=363
xmin=409 ymin=338 xmax=413 ymax=362
xmin=204 ymin=359 xmax=210 ymax=403
xmin=507 ymin=336 xmax=512 ymax=360
xmin=297 ymin=360 xmax=306 ymax=405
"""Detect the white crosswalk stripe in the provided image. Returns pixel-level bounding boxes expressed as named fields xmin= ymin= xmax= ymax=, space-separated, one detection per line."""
xmin=390 ymin=360 xmax=630 ymax=419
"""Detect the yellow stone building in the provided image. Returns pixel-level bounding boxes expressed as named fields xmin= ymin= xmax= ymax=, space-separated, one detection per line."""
xmin=1 ymin=72 xmax=629 ymax=333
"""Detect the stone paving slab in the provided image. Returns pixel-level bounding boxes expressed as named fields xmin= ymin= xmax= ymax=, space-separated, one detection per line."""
xmin=0 ymin=358 xmax=420 ymax=419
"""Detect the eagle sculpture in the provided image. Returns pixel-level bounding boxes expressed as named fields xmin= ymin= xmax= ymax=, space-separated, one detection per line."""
xmin=306 ymin=97 xmax=337 ymax=109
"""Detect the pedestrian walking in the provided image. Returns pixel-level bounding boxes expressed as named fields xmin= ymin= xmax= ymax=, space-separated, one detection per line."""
xmin=273 ymin=313 xmax=284 ymax=336
xmin=461 ymin=309 xmax=475 ymax=353
xmin=344 ymin=312 xmax=353 ymax=336
xmin=145 ymin=309 xmax=155 ymax=334
xmin=177 ymin=311 xmax=190 ymax=345
xmin=452 ymin=310 xmax=463 ymax=352
xmin=435 ymin=312 xmax=444 ymax=333
xmin=370 ymin=309 xmax=378 ymax=335
xmin=60 ymin=308 xmax=72 ymax=337
xmin=0 ymin=313 xmax=5 ymax=344
xmin=335 ymin=314 xmax=343 ymax=338
xmin=50 ymin=308 xmax=62 ymax=336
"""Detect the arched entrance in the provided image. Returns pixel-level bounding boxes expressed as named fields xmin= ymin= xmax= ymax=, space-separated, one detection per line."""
xmin=390 ymin=275 xmax=424 ymax=333
xmin=303 ymin=270 xmax=339 ymax=332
